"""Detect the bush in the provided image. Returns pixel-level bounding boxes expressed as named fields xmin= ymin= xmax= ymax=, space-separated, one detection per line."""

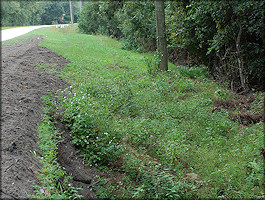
xmin=116 ymin=0 xmax=157 ymax=52
xmin=165 ymin=1 xmax=265 ymax=91
xmin=177 ymin=65 xmax=209 ymax=79
xmin=78 ymin=0 xmax=156 ymax=52
xmin=78 ymin=2 xmax=105 ymax=34
xmin=78 ymin=1 xmax=122 ymax=38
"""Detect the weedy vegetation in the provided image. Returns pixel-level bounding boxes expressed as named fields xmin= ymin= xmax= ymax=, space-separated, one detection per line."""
xmin=28 ymin=93 xmax=82 ymax=199
xmin=19 ymin=24 xmax=264 ymax=199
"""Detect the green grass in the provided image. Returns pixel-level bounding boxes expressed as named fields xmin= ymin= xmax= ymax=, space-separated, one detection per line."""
xmin=28 ymin=94 xmax=82 ymax=199
xmin=1 ymin=26 xmax=22 ymax=30
xmin=16 ymin=24 xmax=264 ymax=199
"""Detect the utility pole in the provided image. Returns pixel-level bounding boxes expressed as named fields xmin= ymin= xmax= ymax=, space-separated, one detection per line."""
xmin=80 ymin=0 xmax=84 ymax=12
xmin=155 ymin=0 xmax=168 ymax=71
xmin=69 ymin=0 xmax=74 ymax=24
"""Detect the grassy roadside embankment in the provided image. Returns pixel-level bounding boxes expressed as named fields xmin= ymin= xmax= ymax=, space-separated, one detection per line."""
xmin=10 ymin=25 xmax=264 ymax=199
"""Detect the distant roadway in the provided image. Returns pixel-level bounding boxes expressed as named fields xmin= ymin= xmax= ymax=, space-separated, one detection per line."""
xmin=1 ymin=25 xmax=55 ymax=42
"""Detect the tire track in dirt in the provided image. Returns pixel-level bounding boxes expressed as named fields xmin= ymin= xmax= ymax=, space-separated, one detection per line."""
xmin=1 ymin=37 xmax=69 ymax=199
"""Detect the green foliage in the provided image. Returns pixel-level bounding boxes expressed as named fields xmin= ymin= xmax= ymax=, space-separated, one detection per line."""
xmin=56 ymin=85 xmax=122 ymax=166
xmin=116 ymin=0 xmax=156 ymax=52
xmin=247 ymin=159 xmax=264 ymax=187
xmin=121 ymin=151 xmax=194 ymax=199
xmin=1 ymin=1 xmax=80 ymax=26
xmin=29 ymin=96 xmax=82 ymax=199
xmin=165 ymin=1 xmax=265 ymax=90
xmin=133 ymin=169 xmax=192 ymax=199
xmin=78 ymin=2 xmax=103 ymax=34
xmin=78 ymin=1 xmax=122 ymax=37
xmin=177 ymin=65 xmax=209 ymax=79
xmin=78 ymin=0 xmax=156 ymax=52
xmin=144 ymin=52 xmax=160 ymax=76
xmin=38 ymin=1 xmax=79 ymax=25
xmin=250 ymin=92 xmax=265 ymax=114
xmin=1 ymin=1 xmax=40 ymax=26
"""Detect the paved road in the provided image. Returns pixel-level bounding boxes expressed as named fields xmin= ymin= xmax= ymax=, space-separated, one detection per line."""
xmin=1 ymin=25 xmax=55 ymax=42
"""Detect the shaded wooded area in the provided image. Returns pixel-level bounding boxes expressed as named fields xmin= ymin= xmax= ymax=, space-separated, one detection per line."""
xmin=2 ymin=1 xmax=264 ymax=92
xmin=78 ymin=1 xmax=265 ymax=92
xmin=1 ymin=1 xmax=80 ymax=26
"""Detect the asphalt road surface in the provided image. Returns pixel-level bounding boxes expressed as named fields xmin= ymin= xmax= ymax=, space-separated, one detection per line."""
xmin=1 ymin=25 xmax=55 ymax=42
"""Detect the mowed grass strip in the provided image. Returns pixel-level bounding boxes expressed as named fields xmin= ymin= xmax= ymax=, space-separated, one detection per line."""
xmin=29 ymin=25 xmax=263 ymax=199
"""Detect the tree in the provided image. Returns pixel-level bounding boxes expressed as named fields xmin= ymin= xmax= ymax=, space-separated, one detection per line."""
xmin=38 ymin=1 xmax=65 ymax=24
xmin=1 ymin=1 xmax=40 ymax=26
xmin=165 ymin=1 xmax=265 ymax=91
xmin=155 ymin=0 xmax=168 ymax=71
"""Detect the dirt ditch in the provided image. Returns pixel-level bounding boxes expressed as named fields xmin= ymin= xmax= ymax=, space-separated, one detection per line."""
xmin=1 ymin=37 xmax=98 ymax=199
xmin=55 ymin=118 xmax=98 ymax=199
xmin=213 ymin=96 xmax=264 ymax=126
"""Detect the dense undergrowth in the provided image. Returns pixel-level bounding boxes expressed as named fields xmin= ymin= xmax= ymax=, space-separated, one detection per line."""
xmin=19 ymin=25 xmax=264 ymax=198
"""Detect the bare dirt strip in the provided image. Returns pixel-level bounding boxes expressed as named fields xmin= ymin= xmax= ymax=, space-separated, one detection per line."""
xmin=1 ymin=37 xmax=97 ymax=199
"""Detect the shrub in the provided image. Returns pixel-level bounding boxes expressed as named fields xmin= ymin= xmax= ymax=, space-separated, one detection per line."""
xmin=116 ymin=0 xmax=156 ymax=52
xmin=78 ymin=1 xmax=122 ymax=38
xmin=165 ymin=1 xmax=265 ymax=91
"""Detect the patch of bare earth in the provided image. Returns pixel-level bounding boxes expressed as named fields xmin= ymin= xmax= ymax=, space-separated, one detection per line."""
xmin=1 ymin=37 xmax=97 ymax=199
xmin=55 ymin=118 xmax=98 ymax=199
xmin=212 ymin=94 xmax=263 ymax=126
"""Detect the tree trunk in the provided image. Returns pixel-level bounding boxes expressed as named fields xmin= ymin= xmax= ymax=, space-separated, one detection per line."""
xmin=69 ymin=0 xmax=74 ymax=24
xmin=155 ymin=0 xmax=168 ymax=71
xmin=236 ymin=21 xmax=247 ymax=91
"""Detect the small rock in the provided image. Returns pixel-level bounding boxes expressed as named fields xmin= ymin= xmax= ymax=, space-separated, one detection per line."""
xmin=184 ymin=173 xmax=202 ymax=184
